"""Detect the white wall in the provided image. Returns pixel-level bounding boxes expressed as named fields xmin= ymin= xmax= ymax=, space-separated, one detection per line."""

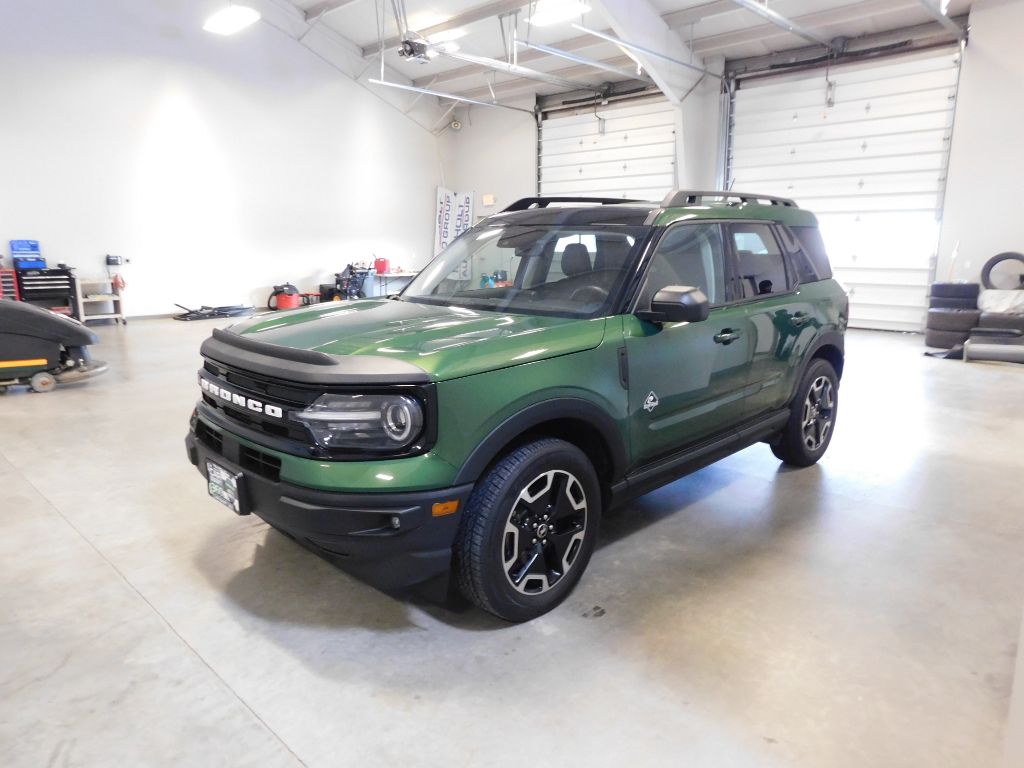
xmin=438 ymin=101 xmax=538 ymax=221
xmin=937 ymin=0 xmax=1024 ymax=282
xmin=0 ymin=0 xmax=442 ymax=315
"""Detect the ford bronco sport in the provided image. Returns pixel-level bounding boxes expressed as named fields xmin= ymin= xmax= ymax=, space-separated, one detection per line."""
xmin=186 ymin=190 xmax=847 ymax=622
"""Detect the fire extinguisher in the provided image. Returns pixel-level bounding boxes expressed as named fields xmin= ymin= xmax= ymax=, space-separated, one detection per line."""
xmin=268 ymin=283 xmax=301 ymax=310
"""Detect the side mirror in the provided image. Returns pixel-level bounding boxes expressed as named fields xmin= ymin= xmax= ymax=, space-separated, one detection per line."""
xmin=637 ymin=285 xmax=710 ymax=325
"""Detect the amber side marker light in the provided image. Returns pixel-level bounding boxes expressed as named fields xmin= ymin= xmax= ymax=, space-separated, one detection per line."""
xmin=432 ymin=500 xmax=460 ymax=517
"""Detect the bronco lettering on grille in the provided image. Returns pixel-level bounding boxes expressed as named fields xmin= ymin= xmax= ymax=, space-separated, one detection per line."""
xmin=200 ymin=377 xmax=283 ymax=419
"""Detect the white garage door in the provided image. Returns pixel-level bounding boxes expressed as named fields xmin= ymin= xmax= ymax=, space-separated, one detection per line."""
xmin=539 ymin=98 xmax=677 ymax=201
xmin=729 ymin=48 xmax=961 ymax=331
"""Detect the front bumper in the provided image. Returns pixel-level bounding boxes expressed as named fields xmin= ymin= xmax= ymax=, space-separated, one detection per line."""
xmin=186 ymin=429 xmax=473 ymax=590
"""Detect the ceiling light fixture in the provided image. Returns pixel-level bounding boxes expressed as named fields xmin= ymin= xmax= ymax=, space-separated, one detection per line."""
xmin=203 ymin=4 xmax=261 ymax=35
xmin=527 ymin=0 xmax=591 ymax=27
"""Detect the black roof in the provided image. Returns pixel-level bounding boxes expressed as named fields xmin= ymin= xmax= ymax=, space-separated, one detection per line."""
xmin=483 ymin=203 xmax=657 ymax=227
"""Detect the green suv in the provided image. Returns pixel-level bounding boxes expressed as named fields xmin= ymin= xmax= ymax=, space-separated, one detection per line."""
xmin=186 ymin=190 xmax=848 ymax=621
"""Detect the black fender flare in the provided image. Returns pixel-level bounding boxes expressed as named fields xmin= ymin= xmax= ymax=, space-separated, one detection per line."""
xmin=788 ymin=330 xmax=845 ymax=404
xmin=452 ymin=398 xmax=627 ymax=486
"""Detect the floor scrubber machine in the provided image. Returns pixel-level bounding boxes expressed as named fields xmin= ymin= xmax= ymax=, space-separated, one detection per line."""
xmin=0 ymin=301 xmax=108 ymax=393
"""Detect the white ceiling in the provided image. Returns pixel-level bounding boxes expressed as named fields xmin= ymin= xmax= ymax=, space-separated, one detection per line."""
xmin=287 ymin=0 xmax=972 ymax=100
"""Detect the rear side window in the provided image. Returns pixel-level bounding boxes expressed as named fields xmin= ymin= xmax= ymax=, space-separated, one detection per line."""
xmin=729 ymin=224 xmax=791 ymax=298
xmin=790 ymin=226 xmax=834 ymax=281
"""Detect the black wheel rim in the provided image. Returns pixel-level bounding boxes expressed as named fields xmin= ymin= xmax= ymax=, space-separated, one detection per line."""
xmin=502 ymin=470 xmax=587 ymax=595
xmin=802 ymin=375 xmax=835 ymax=451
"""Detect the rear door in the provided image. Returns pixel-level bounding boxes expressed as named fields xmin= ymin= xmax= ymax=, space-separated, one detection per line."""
xmin=726 ymin=222 xmax=820 ymax=417
xmin=624 ymin=222 xmax=754 ymax=466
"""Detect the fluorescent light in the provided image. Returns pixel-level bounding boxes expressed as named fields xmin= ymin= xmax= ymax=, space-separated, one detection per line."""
xmin=527 ymin=0 xmax=591 ymax=27
xmin=203 ymin=5 xmax=261 ymax=35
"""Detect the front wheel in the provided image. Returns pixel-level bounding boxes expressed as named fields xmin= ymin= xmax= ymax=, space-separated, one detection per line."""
xmin=771 ymin=358 xmax=839 ymax=466
xmin=453 ymin=438 xmax=601 ymax=622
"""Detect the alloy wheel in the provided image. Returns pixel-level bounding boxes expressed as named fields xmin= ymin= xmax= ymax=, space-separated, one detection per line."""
xmin=801 ymin=375 xmax=835 ymax=451
xmin=502 ymin=469 xmax=588 ymax=595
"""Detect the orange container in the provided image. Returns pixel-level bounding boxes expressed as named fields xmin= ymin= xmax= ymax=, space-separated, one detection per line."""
xmin=275 ymin=292 xmax=302 ymax=310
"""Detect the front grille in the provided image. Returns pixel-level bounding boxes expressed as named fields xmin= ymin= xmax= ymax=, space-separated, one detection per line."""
xmin=200 ymin=363 xmax=311 ymax=443
xmin=240 ymin=445 xmax=281 ymax=482
xmin=195 ymin=420 xmax=223 ymax=454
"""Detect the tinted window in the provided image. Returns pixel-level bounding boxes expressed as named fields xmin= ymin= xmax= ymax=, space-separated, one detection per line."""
xmin=402 ymin=224 xmax=650 ymax=318
xmin=730 ymin=224 xmax=791 ymax=298
xmin=639 ymin=223 xmax=726 ymax=309
xmin=776 ymin=226 xmax=818 ymax=284
xmin=790 ymin=226 xmax=833 ymax=281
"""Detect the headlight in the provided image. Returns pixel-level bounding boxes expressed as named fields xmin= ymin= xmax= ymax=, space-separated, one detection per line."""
xmin=292 ymin=393 xmax=424 ymax=451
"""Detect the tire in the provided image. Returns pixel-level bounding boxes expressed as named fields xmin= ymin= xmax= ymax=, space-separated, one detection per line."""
xmin=771 ymin=359 xmax=839 ymax=467
xmin=926 ymin=308 xmax=981 ymax=332
xmin=930 ymin=282 xmax=980 ymax=300
xmin=978 ymin=312 xmax=1024 ymax=333
xmin=925 ymin=328 xmax=969 ymax=349
xmin=980 ymin=252 xmax=1024 ymax=290
xmin=29 ymin=372 xmax=56 ymax=393
xmin=929 ymin=296 xmax=977 ymax=310
xmin=453 ymin=438 xmax=600 ymax=622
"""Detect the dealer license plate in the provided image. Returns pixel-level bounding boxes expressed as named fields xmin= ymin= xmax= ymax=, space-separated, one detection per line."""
xmin=207 ymin=460 xmax=247 ymax=515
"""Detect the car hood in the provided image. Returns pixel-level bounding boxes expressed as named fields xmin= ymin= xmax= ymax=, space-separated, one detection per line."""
xmin=224 ymin=299 xmax=608 ymax=381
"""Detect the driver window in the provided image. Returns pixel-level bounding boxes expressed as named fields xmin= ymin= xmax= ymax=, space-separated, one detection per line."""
xmin=638 ymin=223 xmax=725 ymax=309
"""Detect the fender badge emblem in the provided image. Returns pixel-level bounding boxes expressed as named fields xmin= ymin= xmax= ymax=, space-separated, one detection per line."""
xmin=643 ymin=391 xmax=659 ymax=413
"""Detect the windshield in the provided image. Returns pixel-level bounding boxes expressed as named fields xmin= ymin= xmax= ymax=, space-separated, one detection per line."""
xmin=401 ymin=224 xmax=652 ymax=318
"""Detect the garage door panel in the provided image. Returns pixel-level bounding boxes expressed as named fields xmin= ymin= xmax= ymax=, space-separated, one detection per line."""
xmin=731 ymin=131 xmax=949 ymax=168
xmin=543 ymin=173 xmax=675 ymax=196
xmin=541 ymin=156 xmax=676 ymax=184
xmin=734 ymin=70 xmax=957 ymax=115
xmin=546 ymin=186 xmax=667 ymax=200
xmin=733 ymin=111 xmax=953 ymax=150
xmin=733 ymin=154 xmax=946 ymax=182
xmin=799 ymin=193 xmax=941 ymax=214
xmin=541 ymin=126 xmax=677 ymax=158
xmin=738 ymin=53 xmax=958 ymax=98
xmin=735 ymin=91 xmax=956 ymax=134
xmin=541 ymin=112 xmax=676 ymax=142
xmin=729 ymin=48 xmax=959 ymax=331
xmin=540 ymin=97 xmax=676 ymax=201
xmin=541 ymin=143 xmax=676 ymax=168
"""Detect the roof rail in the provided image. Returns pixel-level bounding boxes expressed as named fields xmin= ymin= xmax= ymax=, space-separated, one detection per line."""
xmin=661 ymin=190 xmax=799 ymax=208
xmin=502 ymin=196 xmax=646 ymax=212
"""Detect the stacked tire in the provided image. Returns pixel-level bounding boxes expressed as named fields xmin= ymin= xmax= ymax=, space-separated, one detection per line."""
xmin=926 ymin=282 xmax=980 ymax=349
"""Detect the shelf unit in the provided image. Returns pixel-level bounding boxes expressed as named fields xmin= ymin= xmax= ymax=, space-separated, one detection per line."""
xmin=74 ymin=276 xmax=126 ymax=324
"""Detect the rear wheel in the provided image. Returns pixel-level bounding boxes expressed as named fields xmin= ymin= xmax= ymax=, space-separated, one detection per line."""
xmin=29 ymin=372 xmax=56 ymax=393
xmin=771 ymin=358 xmax=839 ymax=466
xmin=454 ymin=438 xmax=600 ymax=622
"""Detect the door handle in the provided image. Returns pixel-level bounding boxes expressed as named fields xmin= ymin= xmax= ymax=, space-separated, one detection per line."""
xmin=792 ymin=311 xmax=811 ymax=327
xmin=714 ymin=329 xmax=741 ymax=345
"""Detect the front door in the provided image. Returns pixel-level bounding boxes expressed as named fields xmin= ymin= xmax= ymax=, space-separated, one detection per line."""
xmin=624 ymin=222 xmax=754 ymax=467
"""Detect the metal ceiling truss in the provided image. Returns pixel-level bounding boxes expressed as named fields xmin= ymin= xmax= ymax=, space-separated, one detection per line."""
xmin=729 ymin=0 xmax=832 ymax=48
xmin=917 ymin=0 xmax=966 ymax=40
xmin=367 ymin=78 xmax=536 ymax=114
xmin=302 ymin=0 xmax=364 ymax=22
xmin=571 ymin=24 xmax=723 ymax=81
xmin=362 ymin=0 xmax=527 ymax=58
xmin=515 ymin=39 xmax=651 ymax=82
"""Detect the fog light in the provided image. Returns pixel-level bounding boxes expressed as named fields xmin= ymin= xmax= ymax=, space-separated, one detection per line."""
xmin=390 ymin=515 xmax=402 ymax=529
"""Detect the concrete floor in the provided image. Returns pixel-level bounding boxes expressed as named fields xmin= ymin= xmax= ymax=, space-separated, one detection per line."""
xmin=1 ymin=321 xmax=1022 ymax=768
